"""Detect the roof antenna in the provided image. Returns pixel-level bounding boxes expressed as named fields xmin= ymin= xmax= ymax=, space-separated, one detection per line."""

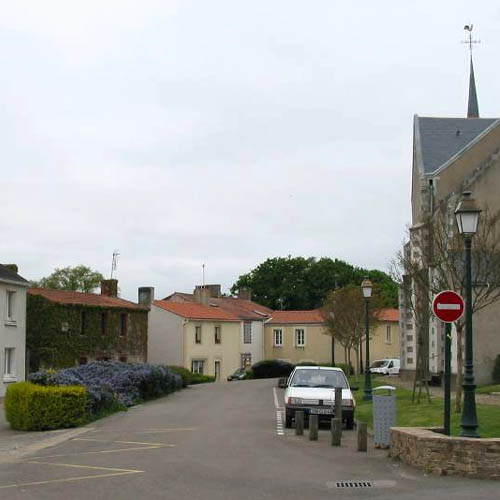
xmin=110 ymin=250 xmax=119 ymax=279
xmin=202 ymin=263 xmax=206 ymax=286
xmin=462 ymin=24 xmax=481 ymax=118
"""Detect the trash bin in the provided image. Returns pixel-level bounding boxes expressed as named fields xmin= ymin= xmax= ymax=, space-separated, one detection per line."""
xmin=372 ymin=385 xmax=396 ymax=448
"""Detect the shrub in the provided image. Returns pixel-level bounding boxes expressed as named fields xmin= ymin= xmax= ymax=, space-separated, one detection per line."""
xmin=29 ymin=361 xmax=183 ymax=413
xmin=190 ymin=374 xmax=216 ymax=384
xmin=245 ymin=368 xmax=253 ymax=379
xmin=493 ymin=355 xmax=500 ymax=383
xmin=334 ymin=362 xmax=354 ymax=376
xmin=251 ymin=359 xmax=295 ymax=379
xmin=168 ymin=366 xmax=192 ymax=387
xmin=5 ymin=382 xmax=88 ymax=431
xmin=296 ymin=361 xmax=318 ymax=366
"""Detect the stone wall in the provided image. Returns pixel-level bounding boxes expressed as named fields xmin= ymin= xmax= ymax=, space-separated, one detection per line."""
xmin=390 ymin=427 xmax=500 ymax=480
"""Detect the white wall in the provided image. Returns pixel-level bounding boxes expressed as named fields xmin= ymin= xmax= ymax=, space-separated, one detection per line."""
xmin=0 ymin=281 xmax=27 ymax=397
xmin=239 ymin=320 xmax=265 ymax=367
xmin=147 ymin=305 xmax=184 ymax=366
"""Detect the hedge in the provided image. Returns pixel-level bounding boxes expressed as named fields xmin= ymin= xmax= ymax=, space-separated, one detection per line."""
xmin=250 ymin=359 xmax=295 ymax=379
xmin=5 ymin=382 xmax=88 ymax=431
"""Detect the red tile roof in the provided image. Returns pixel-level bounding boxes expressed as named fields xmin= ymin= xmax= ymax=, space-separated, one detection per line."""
xmin=153 ymin=300 xmax=239 ymax=321
xmin=268 ymin=309 xmax=325 ymax=325
xmin=28 ymin=288 xmax=147 ymax=310
xmin=375 ymin=308 xmax=399 ymax=322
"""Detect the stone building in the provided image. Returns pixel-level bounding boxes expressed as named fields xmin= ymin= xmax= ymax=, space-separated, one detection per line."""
xmin=27 ymin=279 xmax=148 ymax=371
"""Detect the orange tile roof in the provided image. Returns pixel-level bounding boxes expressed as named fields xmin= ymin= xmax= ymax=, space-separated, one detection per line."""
xmin=153 ymin=300 xmax=239 ymax=321
xmin=28 ymin=288 xmax=147 ymax=310
xmin=268 ymin=309 xmax=325 ymax=325
xmin=375 ymin=308 xmax=399 ymax=322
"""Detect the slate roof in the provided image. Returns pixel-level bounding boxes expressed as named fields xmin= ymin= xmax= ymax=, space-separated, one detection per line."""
xmin=28 ymin=288 xmax=147 ymax=310
xmin=154 ymin=300 xmax=239 ymax=321
xmin=0 ymin=264 xmax=29 ymax=286
xmin=267 ymin=309 xmax=324 ymax=325
xmin=416 ymin=116 xmax=498 ymax=175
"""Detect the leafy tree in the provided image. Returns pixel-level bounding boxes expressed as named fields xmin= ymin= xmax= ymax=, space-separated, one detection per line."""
xmin=231 ymin=256 xmax=397 ymax=310
xmin=31 ymin=266 xmax=104 ymax=293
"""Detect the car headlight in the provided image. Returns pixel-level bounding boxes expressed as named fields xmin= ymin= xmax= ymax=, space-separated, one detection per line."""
xmin=287 ymin=397 xmax=303 ymax=405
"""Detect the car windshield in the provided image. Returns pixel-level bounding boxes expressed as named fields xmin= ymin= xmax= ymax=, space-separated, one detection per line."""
xmin=289 ymin=369 xmax=348 ymax=388
xmin=371 ymin=360 xmax=388 ymax=368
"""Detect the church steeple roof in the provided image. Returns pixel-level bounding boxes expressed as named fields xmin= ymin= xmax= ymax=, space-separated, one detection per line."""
xmin=467 ymin=56 xmax=479 ymax=118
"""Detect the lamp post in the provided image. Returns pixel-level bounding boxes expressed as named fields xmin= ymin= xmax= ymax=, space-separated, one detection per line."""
xmin=455 ymin=191 xmax=481 ymax=438
xmin=361 ymin=278 xmax=373 ymax=401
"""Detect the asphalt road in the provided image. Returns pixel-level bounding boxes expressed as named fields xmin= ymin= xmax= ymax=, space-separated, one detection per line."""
xmin=0 ymin=378 xmax=497 ymax=499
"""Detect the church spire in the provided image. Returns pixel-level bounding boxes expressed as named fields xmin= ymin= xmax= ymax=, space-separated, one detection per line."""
xmin=463 ymin=24 xmax=480 ymax=118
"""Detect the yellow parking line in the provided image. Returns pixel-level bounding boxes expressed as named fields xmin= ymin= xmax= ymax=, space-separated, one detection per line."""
xmin=87 ymin=427 xmax=196 ymax=433
xmin=74 ymin=438 xmax=173 ymax=446
xmin=26 ymin=445 xmax=172 ymax=460
xmin=23 ymin=461 xmax=143 ymax=473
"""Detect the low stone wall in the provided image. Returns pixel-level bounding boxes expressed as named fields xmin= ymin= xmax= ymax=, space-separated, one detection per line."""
xmin=390 ymin=427 xmax=500 ymax=480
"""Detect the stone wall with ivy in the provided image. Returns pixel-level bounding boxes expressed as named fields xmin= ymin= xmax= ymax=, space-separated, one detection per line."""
xmin=27 ymin=295 xmax=148 ymax=371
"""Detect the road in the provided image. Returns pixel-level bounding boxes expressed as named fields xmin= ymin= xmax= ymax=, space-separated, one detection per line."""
xmin=0 ymin=378 xmax=497 ymax=499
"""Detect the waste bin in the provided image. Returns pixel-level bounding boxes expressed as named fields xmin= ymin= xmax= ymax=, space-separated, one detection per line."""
xmin=372 ymin=385 xmax=396 ymax=448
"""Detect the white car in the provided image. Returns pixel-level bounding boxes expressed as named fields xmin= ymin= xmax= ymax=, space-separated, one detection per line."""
xmin=283 ymin=366 xmax=357 ymax=429
xmin=370 ymin=358 xmax=400 ymax=375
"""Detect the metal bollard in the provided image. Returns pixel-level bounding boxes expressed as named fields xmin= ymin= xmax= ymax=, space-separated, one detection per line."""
xmin=334 ymin=387 xmax=343 ymax=432
xmin=357 ymin=422 xmax=367 ymax=452
xmin=331 ymin=418 xmax=341 ymax=446
xmin=309 ymin=415 xmax=318 ymax=441
xmin=295 ymin=411 xmax=304 ymax=436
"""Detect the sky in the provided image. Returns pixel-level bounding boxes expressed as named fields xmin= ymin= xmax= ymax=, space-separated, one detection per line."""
xmin=2 ymin=1 xmax=499 ymax=301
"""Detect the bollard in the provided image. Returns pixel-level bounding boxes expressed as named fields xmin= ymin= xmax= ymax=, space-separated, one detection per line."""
xmin=334 ymin=387 xmax=343 ymax=433
xmin=309 ymin=415 xmax=318 ymax=441
xmin=357 ymin=422 xmax=367 ymax=452
xmin=295 ymin=411 xmax=304 ymax=436
xmin=331 ymin=418 xmax=341 ymax=446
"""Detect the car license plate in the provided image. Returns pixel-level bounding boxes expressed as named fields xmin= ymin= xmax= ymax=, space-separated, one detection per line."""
xmin=310 ymin=408 xmax=332 ymax=415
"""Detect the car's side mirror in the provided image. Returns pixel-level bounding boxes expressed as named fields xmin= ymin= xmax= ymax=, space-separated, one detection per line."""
xmin=350 ymin=386 xmax=359 ymax=391
xmin=278 ymin=377 xmax=288 ymax=388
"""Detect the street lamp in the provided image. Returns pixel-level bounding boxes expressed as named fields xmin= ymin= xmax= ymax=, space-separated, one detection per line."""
xmin=455 ymin=191 xmax=482 ymax=438
xmin=361 ymin=277 xmax=373 ymax=401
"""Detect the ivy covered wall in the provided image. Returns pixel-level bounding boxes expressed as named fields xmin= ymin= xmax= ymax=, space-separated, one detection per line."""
xmin=26 ymin=295 xmax=148 ymax=371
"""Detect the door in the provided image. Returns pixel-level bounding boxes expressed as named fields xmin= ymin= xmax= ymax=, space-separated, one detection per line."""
xmin=214 ymin=360 xmax=221 ymax=381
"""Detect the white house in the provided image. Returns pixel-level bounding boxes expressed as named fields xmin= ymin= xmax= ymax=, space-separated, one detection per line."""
xmin=0 ymin=264 xmax=29 ymax=397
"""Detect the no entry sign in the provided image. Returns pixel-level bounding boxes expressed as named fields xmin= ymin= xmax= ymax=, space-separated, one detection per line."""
xmin=432 ymin=290 xmax=465 ymax=323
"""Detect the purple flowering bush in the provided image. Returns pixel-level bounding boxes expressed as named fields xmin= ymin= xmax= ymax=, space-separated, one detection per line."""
xmin=29 ymin=361 xmax=183 ymax=414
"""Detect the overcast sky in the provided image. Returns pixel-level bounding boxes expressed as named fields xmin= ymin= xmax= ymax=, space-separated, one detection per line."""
xmin=2 ymin=1 xmax=499 ymax=301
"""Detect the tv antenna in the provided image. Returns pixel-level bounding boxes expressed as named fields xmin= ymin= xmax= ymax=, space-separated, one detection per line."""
xmin=110 ymin=250 xmax=120 ymax=279
xmin=462 ymin=24 xmax=480 ymax=56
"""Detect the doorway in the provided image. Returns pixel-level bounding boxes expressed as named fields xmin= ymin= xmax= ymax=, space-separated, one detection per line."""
xmin=214 ymin=360 xmax=221 ymax=381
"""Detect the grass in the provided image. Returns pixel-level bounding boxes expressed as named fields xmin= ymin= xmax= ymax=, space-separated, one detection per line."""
xmin=349 ymin=375 xmax=500 ymax=438
xmin=476 ymin=383 xmax=500 ymax=394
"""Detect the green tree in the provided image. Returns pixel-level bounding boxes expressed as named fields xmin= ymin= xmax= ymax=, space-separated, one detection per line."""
xmin=231 ymin=256 xmax=397 ymax=310
xmin=31 ymin=266 xmax=104 ymax=293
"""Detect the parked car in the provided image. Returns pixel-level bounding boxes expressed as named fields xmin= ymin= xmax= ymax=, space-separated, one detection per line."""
xmin=369 ymin=358 xmax=400 ymax=375
xmin=283 ymin=366 xmax=357 ymax=429
xmin=227 ymin=368 xmax=247 ymax=381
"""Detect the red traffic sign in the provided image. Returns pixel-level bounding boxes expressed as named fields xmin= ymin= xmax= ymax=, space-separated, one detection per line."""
xmin=432 ymin=290 xmax=465 ymax=323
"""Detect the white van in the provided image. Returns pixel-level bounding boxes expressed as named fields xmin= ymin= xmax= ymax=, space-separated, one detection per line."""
xmin=370 ymin=358 xmax=400 ymax=375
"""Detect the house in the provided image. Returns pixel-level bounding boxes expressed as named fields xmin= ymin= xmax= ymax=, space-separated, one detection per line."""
xmin=27 ymin=279 xmax=148 ymax=371
xmin=400 ymin=53 xmax=500 ymax=384
xmin=370 ymin=309 xmax=400 ymax=363
xmin=0 ymin=264 xmax=29 ymax=397
xmin=147 ymin=289 xmax=241 ymax=380
xmin=163 ymin=285 xmax=272 ymax=368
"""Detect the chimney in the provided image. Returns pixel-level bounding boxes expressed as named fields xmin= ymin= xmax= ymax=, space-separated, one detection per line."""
xmin=3 ymin=264 xmax=19 ymax=274
xmin=205 ymin=284 xmax=221 ymax=298
xmin=100 ymin=279 xmax=118 ymax=297
xmin=193 ymin=285 xmax=210 ymax=306
xmin=138 ymin=287 xmax=154 ymax=308
xmin=238 ymin=287 xmax=251 ymax=301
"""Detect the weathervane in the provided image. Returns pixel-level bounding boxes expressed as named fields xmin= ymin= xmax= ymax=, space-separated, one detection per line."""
xmin=462 ymin=24 xmax=480 ymax=56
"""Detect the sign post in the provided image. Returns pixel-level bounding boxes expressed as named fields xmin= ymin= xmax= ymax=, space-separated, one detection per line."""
xmin=432 ymin=290 xmax=465 ymax=436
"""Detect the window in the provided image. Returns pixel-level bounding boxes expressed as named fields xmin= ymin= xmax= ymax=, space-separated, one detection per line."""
xmin=407 ymin=346 xmax=413 ymax=353
xmin=295 ymin=329 xmax=305 ymax=347
xmin=120 ymin=313 xmax=128 ymax=337
xmin=214 ymin=326 xmax=221 ymax=344
xmin=195 ymin=325 xmax=202 ymax=344
xmin=4 ymin=348 xmax=15 ymax=377
xmin=80 ymin=311 xmax=88 ymax=336
xmin=101 ymin=312 xmax=108 ymax=335
xmin=243 ymin=321 xmax=252 ymax=344
xmin=192 ymin=359 xmax=204 ymax=374
xmin=407 ymin=357 xmax=414 ymax=365
xmin=406 ymin=335 xmax=413 ymax=342
xmin=273 ymin=329 xmax=283 ymax=347
xmin=6 ymin=291 xmax=15 ymax=323
xmin=386 ymin=325 xmax=392 ymax=343
xmin=406 ymin=323 xmax=413 ymax=330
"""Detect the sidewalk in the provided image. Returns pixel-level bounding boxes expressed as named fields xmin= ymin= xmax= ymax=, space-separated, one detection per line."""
xmin=384 ymin=377 xmax=500 ymax=406
xmin=0 ymin=397 xmax=89 ymax=462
